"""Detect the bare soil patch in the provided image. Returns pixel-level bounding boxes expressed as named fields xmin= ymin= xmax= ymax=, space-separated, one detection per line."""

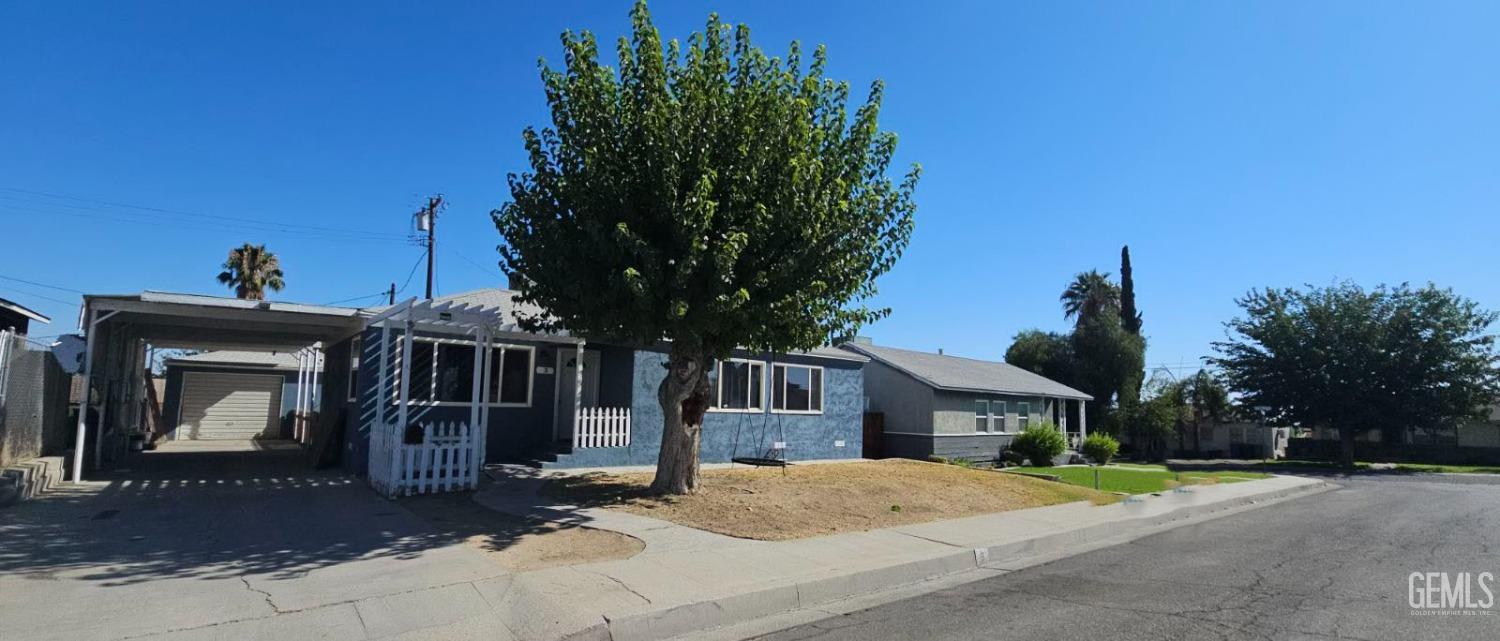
xmin=402 ymin=493 xmax=644 ymax=572
xmin=545 ymin=459 xmax=1118 ymax=541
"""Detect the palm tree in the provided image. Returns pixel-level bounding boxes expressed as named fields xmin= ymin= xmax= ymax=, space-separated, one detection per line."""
xmin=216 ymin=243 xmax=286 ymax=300
xmin=1060 ymin=270 xmax=1120 ymax=324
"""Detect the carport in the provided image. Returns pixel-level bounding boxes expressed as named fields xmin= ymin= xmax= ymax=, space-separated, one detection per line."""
xmin=72 ymin=291 xmax=364 ymax=482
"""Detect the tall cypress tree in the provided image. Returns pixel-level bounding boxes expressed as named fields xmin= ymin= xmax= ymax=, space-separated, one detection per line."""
xmin=1120 ymin=245 xmax=1143 ymax=335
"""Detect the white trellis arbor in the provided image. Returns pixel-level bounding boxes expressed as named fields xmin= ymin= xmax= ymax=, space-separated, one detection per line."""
xmin=363 ymin=297 xmax=581 ymax=498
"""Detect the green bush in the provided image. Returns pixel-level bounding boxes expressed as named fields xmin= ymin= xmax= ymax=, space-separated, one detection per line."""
xmin=1081 ymin=433 xmax=1120 ymax=465
xmin=1010 ymin=423 xmax=1068 ymax=466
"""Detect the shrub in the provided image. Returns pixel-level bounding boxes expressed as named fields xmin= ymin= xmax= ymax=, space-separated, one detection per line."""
xmin=1081 ymin=433 xmax=1120 ymax=465
xmin=1010 ymin=423 xmax=1068 ymax=466
xmin=1000 ymin=450 xmax=1028 ymax=467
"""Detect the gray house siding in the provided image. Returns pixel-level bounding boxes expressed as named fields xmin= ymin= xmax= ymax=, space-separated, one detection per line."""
xmin=861 ymin=359 xmax=934 ymax=436
xmin=861 ymin=361 xmax=1056 ymax=462
xmin=552 ymin=348 xmax=864 ymax=468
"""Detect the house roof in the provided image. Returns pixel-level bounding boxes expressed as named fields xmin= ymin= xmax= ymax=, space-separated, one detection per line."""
xmin=165 ymin=350 xmax=309 ymax=371
xmin=841 ymin=343 xmax=1092 ymax=400
xmin=0 ymin=296 xmax=51 ymax=324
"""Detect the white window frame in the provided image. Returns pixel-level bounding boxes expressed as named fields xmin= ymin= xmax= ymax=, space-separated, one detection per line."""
xmin=709 ymin=358 xmax=765 ymax=413
xmin=771 ymin=363 xmax=824 ymax=415
xmin=391 ymin=336 xmax=535 ymax=408
xmin=1017 ymin=401 xmax=1030 ymax=430
xmin=992 ymin=400 xmax=1010 ymax=434
xmin=347 ymin=335 xmax=361 ymax=402
xmin=975 ymin=399 xmax=990 ymax=433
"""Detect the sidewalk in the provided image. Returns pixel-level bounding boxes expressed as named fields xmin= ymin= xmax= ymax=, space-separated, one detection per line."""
xmin=472 ymin=469 xmax=1329 ymax=641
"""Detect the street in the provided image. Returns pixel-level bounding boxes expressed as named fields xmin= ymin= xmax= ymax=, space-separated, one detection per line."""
xmin=754 ymin=476 xmax=1500 ymax=641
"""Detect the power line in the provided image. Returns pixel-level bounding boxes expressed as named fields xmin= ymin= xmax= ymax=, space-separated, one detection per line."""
xmin=322 ymin=291 xmax=389 ymax=306
xmin=450 ymin=248 xmax=504 ymax=279
xmin=0 ymin=273 xmax=85 ymax=294
xmin=0 ymin=188 xmax=410 ymax=241
xmin=395 ymin=249 xmax=428 ymax=296
xmin=0 ymin=285 xmax=79 ymax=308
xmin=0 ymin=202 xmax=409 ymax=246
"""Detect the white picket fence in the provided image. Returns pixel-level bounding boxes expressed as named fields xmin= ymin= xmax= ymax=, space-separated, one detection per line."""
xmin=575 ymin=407 xmax=631 ymax=448
xmin=368 ymin=420 xmax=479 ymax=498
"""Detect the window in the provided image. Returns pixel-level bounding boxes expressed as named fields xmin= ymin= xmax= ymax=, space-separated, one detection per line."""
xmin=772 ymin=364 xmax=823 ymax=413
xmin=347 ymin=336 xmax=361 ymax=401
xmin=975 ymin=400 xmax=989 ymax=432
xmin=711 ymin=359 xmax=764 ymax=411
xmin=992 ymin=401 xmax=1008 ymax=433
xmin=390 ymin=337 xmax=534 ymax=406
xmin=1017 ymin=402 xmax=1030 ymax=430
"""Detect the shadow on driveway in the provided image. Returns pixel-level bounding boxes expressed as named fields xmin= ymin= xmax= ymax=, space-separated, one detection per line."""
xmin=0 ymin=441 xmax=562 ymax=587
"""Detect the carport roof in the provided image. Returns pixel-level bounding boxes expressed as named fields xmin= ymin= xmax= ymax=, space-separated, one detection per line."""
xmin=82 ymin=290 xmax=365 ymax=352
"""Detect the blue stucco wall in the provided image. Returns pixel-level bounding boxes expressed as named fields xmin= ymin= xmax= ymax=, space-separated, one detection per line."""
xmin=161 ymin=364 xmax=305 ymax=440
xmin=552 ymin=349 xmax=865 ymax=468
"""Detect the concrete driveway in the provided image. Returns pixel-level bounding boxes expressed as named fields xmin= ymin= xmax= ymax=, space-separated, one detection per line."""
xmin=0 ymin=441 xmax=517 ymax=641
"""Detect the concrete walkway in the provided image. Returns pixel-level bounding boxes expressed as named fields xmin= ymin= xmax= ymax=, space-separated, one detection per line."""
xmin=472 ymin=466 xmax=1329 ymax=641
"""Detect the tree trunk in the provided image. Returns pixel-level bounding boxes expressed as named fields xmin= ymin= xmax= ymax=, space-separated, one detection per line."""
xmin=649 ymin=343 xmax=712 ymax=495
xmin=1337 ymin=423 xmax=1357 ymax=470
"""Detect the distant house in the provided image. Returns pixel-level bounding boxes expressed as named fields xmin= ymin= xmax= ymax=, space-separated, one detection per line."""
xmin=0 ymin=296 xmax=50 ymax=336
xmin=840 ymin=341 xmax=1091 ymax=462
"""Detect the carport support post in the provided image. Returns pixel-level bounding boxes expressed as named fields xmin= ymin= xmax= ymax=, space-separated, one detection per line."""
xmin=308 ymin=344 xmax=322 ymax=442
xmin=376 ymin=323 xmax=389 ymax=429
xmin=477 ymin=332 xmax=492 ymax=466
xmin=71 ymin=309 xmax=118 ymax=483
xmin=294 ymin=349 xmax=305 ymax=441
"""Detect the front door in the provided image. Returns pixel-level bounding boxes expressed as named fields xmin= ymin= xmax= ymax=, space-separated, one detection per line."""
xmin=556 ymin=349 xmax=601 ymax=440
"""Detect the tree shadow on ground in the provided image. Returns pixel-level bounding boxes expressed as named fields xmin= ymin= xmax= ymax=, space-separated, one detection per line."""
xmin=0 ymin=446 xmax=596 ymax=586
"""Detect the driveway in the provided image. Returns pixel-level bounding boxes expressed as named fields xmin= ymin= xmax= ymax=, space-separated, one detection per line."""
xmin=751 ymin=475 xmax=1500 ymax=641
xmin=0 ymin=441 xmax=517 ymax=640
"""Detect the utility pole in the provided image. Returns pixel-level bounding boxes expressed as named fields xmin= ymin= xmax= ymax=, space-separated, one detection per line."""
xmin=413 ymin=195 xmax=443 ymax=299
xmin=387 ymin=282 xmax=396 ymax=305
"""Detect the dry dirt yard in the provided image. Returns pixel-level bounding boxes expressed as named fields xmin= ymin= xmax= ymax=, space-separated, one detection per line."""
xmin=402 ymin=492 xmax=644 ymax=571
xmin=545 ymin=459 xmax=1118 ymax=541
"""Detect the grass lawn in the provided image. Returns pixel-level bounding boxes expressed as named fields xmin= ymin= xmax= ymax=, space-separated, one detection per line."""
xmin=543 ymin=459 xmax=1118 ymax=541
xmin=1010 ymin=465 xmax=1271 ymax=495
xmin=1389 ymin=463 xmax=1500 ymax=474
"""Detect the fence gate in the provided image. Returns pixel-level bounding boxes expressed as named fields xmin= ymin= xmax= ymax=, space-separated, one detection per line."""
xmin=368 ymin=420 xmax=479 ymax=498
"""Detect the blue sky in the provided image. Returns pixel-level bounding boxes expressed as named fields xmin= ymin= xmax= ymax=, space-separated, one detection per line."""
xmin=2 ymin=1 xmax=1497 ymax=374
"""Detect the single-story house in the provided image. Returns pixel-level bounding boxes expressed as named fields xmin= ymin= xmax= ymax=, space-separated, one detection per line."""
xmin=71 ymin=288 xmax=867 ymax=491
xmin=159 ymin=351 xmax=317 ymax=441
xmin=0 ymin=295 xmax=50 ymax=335
xmin=322 ymin=287 xmax=868 ymax=475
xmin=840 ymin=340 xmax=1092 ymax=462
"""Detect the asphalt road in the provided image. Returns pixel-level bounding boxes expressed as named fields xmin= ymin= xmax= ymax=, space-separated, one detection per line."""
xmin=753 ymin=477 xmax=1500 ymax=641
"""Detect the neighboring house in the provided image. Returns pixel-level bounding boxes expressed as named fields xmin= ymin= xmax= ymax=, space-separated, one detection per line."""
xmin=1457 ymin=405 xmax=1500 ymax=448
xmin=840 ymin=341 xmax=1091 ymax=462
xmin=160 ymin=351 xmax=318 ymax=441
xmin=0 ymin=296 xmax=50 ymax=335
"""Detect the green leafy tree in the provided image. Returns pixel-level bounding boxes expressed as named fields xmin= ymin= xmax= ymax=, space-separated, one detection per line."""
xmin=1004 ymin=329 xmax=1074 ymax=383
xmin=1181 ymin=369 xmax=1229 ymax=454
xmin=1119 ymin=245 xmax=1142 ymax=335
xmin=216 ymin=243 xmax=285 ymax=300
xmin=1060 ymin=270 xmax=1121 ymax=326
xmin=494 ymin=2 xmax=919 ymax=494
xmin=1071 ymin=312 xmax=1146 ymax=408
xmin=1211 ymin=282 xmax=1500 ymax=468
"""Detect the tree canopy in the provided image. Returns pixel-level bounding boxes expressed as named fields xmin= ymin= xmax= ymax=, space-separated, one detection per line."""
xmin=1211 ymin=282 xmax=1499 ymax=466
xmin=494 ymin=1 xmax=918 ymax=493
xmin=1120 ymin=245 xmax=1142 ymax=335
xmin=216 ymin=243 xmax=285 ymax=301
xmin=1061 ymin=270 xmax=1121 ymax=326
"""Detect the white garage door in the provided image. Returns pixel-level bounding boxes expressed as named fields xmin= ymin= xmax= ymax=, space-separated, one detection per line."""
xmin=178 ymin=372 xmax=283 ymax=440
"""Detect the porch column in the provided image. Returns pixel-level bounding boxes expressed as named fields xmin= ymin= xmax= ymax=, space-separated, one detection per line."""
xmin=1079 ymin=400 xmax=1087 ymax=440
xmin=1059 ymin=397 xmax=1067 ymax=432
xmin=571 ymin=339 xmax=585 ymax=447
xmin=397 ymin=311 xmax=415 ymax=432
xmin=376 ymin=324 xmax=389 ymax=428
xmin=469 ymin=330 xmax=484 ymax=432
xmin=477 ymin=333 xmax=492 ymax=465
xmin=308 ymin=344 xmax=323 ymax=443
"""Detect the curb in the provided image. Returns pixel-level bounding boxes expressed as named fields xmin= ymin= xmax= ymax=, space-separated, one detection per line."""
xmin=565 ymin=478 xmax=1331 ymax=641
